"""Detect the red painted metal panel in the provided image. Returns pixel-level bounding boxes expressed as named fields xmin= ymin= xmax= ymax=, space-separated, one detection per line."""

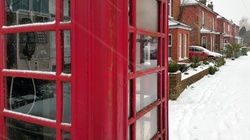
xmin=71 ymin=0 xmax=92 ymax=139
xmin=0 ymin=0 xmax=6 ymax=139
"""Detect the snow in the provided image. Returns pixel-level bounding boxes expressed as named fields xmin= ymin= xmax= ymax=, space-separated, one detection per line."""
xmin=169 ymin=52 xmax=250 ymax=140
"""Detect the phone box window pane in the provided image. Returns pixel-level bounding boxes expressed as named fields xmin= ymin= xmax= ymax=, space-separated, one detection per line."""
xmin=63 ymin=30 xmax=71 ymax=74
xmin=136 ymin=73 xmax=158 ymax=111
xmin=62 ymin=131 xmax=71 ymax=140
xmin=63 ymin=0 xmax=71 ymax=21
xmin=136 ymin=0 xmax=158 ymax=32
xmin=128 ymin=80 xmax=132 ymax=118
xmin=136 ymin=107 xmax=158 ymax=140
xmin=7 ymin=118 xmax=56 ymax=140
xmin=63 ymin=82 xmax=71 ymax=123
xmin=6 ymin=0 xmax=54 ymax=26
xmin=7 ymin=77 xmax=56 ymax=120
xmin=6 ymin=31 xmax=55 ymax=72
xmin=136 ymin=35 xmax=158 ymax=71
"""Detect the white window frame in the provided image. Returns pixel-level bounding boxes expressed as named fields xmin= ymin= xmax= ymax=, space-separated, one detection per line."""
xmin=179 ymin=34 xmax=182 ymax=59
xmin=223 ymin=22 xmax=225 ymax=33
xmin=168 ymin=0 xmax=172 ymax=17
xmin=184 ymin=34 xmax=187 ymax=58
xmin=202 ymin=36 xmax=207 ymax=48
xmin=212 ymin=17 xmax=215 ymax=30
xmin=202 ymin=11 xmax=205 ymax=25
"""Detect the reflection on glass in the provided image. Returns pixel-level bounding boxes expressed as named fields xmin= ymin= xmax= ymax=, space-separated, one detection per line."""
xmin=62 ymin=131 xmax=71 ymax=140
xmin=63 ymin=0 xmax=71 ymax=21
xmin=6 ymin=0 xmax=54 ymax=26
xmin=136 ymin=35 xmax=158 ymax=71
xmin=6 ymin=31 xmax=56 ymax=72
xmin=7 ymin=118 xmax=56 ymax=140
xmin=136 ymin=73 xmax=158 ymax=111
xmin=136 ymin=108 xmax=158 ymax=140
xmin=7 ymin=77 xmax=56 ymax=120
xmin=136 ymin=0 xmax=159 ymax=31
xmin=63 ymin=30 xmax=71 ymax=74
xmin=63 ymin=82 xmax=71 ymax=123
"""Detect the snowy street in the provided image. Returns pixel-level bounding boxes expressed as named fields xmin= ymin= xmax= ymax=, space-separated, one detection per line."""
xmin=169 ymin=53 xmax=250 ymax=140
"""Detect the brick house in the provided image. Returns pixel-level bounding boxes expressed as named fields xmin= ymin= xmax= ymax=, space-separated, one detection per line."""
xmin=168 ymin=0 xmax=192 ymax=62
xmin=180 ymin=0 xmax=219 ymax=52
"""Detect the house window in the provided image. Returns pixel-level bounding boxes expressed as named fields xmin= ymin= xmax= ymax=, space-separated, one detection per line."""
xmin=184 ymin=34 xmax=187 ymax=58
xmin=168 ymin=34 xmax=172 ymax=57
xmin=223 ymin=22 xmax=225 ymax=33
xmin=213 ymin=17 xmax=215 ymax=30
xmin=168 ymin=0 xmax=172 ymax=17
xmin=202 ymin=11 xmax=205 ymax=25
xmin=228 ymin=24 xmax=230 ymax=32
xmin=202 ymin=36 xmax=207 ymax=48
xmin=179 ymin=34 xmax=182 ymax=58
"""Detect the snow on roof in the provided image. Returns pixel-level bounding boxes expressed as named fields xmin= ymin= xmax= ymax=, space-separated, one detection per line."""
xmin=200 ymin=27 xmax=219 ymax=34
xmin=234 ymin=36 xmax=242 ymax=39
xmin=168 ymin=18 xmax=192 ymax=31
xmin=181 ymin=0 xmax=198 ymax=4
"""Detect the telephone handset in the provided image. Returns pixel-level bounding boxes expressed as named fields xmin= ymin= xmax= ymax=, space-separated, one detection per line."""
xmin=23 ymin=32 xmax=36 ymax=60
xmin=20 ymin=18 xmax=36 ymax=61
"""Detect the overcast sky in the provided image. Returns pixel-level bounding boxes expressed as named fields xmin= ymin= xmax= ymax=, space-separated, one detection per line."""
xmin=212 ymin=0 xmax=250 ymax=25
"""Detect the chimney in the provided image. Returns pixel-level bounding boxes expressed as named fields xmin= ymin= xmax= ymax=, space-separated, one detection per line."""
xmin=207 ymin=2 xmax=214 ymax=10
xmin=198 ymin=0 xmax=207 ymax=5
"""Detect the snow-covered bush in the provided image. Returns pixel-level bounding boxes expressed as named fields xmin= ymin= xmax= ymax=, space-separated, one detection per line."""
xmin=168 ymin=60 xmax=179 ymax=72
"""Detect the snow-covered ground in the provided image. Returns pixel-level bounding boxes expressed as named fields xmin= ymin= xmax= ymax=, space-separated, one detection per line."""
xmin=169 ymin=52 xmax=250 ymax=140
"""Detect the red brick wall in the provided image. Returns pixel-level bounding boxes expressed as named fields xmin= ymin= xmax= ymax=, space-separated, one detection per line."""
xmin=168 ymin=67 xmax=209 ymax=100
xmin=181 ymin=4 xmax=218 ymax=46
xmin=172 ymin=0 xmax=180 ymax=20
xmin=169 ymin=28 xmax=190 ymax=62
xmin=217 ymin=18 xmax=224 ymax=33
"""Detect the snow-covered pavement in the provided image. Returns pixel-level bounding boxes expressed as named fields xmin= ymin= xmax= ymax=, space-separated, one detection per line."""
xmin=169 ymin=53 xmax=250 ymax=140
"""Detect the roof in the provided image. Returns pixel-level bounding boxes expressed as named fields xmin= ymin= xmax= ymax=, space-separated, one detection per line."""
xmin=181 ymin=0 xmax=218 ymax=16
xmin=168 ymin=18 xmax=192 ymax=31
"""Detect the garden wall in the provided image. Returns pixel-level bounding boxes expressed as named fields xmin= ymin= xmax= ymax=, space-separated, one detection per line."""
xmin=169 ymin=67 xmax=209 ymax=100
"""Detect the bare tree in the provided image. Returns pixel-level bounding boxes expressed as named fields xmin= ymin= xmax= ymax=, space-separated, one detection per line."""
xmin=239 ymin=17 xmax=250 ymax=30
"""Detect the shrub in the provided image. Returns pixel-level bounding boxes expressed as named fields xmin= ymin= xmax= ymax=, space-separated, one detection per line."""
xmin=168 ymin=60 xmax=179 ymax=72
xmin=190 ymin=55 xmax=201 ymax=68
xmin=209 ymin=66 xmax=218 ymax=75
xmin=178 ymin=63 xmax=190 ymax=72
xmin=215 ymin=57 xmax=226 ymax=67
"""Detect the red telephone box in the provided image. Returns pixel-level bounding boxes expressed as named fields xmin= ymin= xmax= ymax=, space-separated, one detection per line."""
xmin=0 ymin=0 xmax=168 ymax=139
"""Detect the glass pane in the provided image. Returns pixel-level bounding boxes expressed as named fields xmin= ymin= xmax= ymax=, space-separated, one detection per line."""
xmin=63 ymin=30 xmax=71 ymax=74
xmin=63 ymin=82 xmax=71 ymax=123
xmin=136 ymin=73 xmax=158 ymax=111
xmin=6 ymin=0 xmax=54 ymax=26
xmin=62 ymin=131 xmax=71 ymax=140
xmin=128 ymin=33 xmax=132 ymax=73
xmin=136 ymin=108 xmax=158 ymax=140
xmin=63 ymin=0 xmax=71 ymax=21
xmin=128 ymin=80 xmax=132 ymax=118
xmin=128 ymin=126 xmax=132 ymax=140
xmin=7 ymin=77 xmax=56 ymax=120
xmin=136 ymin=35 xmax=158 ymax=71
xmin=128 ymin=0 xmax=132 ymax=25
xmin=136 ymin=0 xmax=159 ymax=32
xmin=7 ymin=118 xmax=56 ymax=140
xmin=6 ymin=31 xmax=56 ymax=72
